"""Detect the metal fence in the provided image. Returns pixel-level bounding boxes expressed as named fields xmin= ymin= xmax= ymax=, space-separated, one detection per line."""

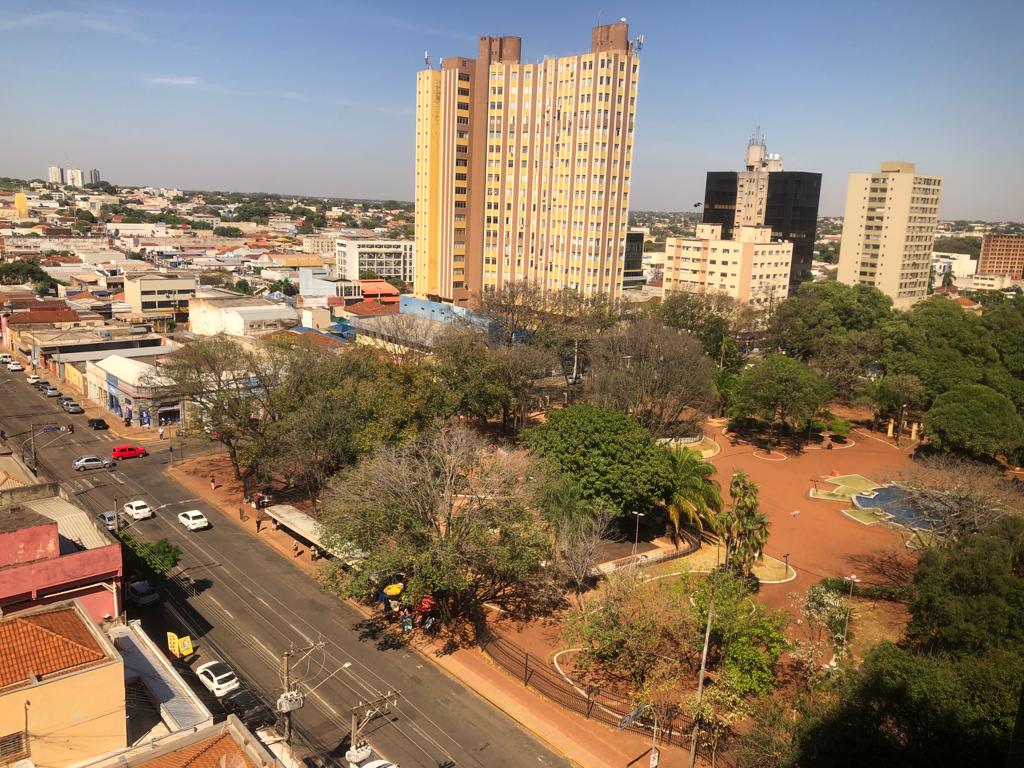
xmin=478 ymin=629 xmax=733 ymax=765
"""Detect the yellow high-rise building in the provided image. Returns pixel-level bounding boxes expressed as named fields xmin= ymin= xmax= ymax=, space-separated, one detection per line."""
xmin=415 ymin=22 xmax=640 ymax=304
xmin=14 ymin=192 xmax=28 ymax=218
xmin=837 ymin=162 xmax=942 ymax=309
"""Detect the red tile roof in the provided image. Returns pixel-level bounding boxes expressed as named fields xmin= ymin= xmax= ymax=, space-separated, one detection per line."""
xmin=344 ymin=299 xmax=398 ymax=317
xmin=135 ymin=732 xmax=258 ymax=768
xmin=0 ymin=607 xmax=109 ymax=691
xmin=6 ymin=309 xmax=81 ymax=325
xmin=358 ymin=278 xmax=400 ymax=296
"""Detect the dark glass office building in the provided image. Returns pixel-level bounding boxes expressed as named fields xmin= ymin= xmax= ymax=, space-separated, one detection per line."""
xmin=623 ymin=230 xmax=645 ymax=289
xmin=702 ymin=170 xmax=822 ymax=292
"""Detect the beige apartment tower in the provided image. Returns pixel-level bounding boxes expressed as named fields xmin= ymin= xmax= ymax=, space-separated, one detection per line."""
xmin=664 ymin=224 xmax=793 ymax=306
xmin=415 ymin=22 xmax=640 ymax=304
xmin=837 ymin=162 xmax=942 ymax=309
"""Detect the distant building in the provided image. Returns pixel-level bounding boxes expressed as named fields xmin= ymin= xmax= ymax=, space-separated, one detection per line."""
xmin=88 ymin=168 xmax=101 ymax=184
xmin=977 ymin=234 xmax=1024 ymax=279
xmin=664 ymin=224 xmax=793 ymax=306
xmin=837 ymin=161 xmax=942 ymax=309
xmin=300 ymin=233 xmax=339 ymax=255
xmin=298 ymin=266 xmax=363 ymax=302
xmin=189 ymin=295 xmax=299 ymax=338
xmin=65 ymin=168 xmax=84 ymax=187
xmin=47 ymin=165 xmax=64 ymax=184
xmin=85 ymin=354 xmax=181 ymax=425
xmin=335 ymin=238 xmax=414 ymax=284
xmin=415 ymin=22 xmax=639 ymax=303
xmin=931 ymin=251 xmax=977 ymax=280
xmin=702 ymin=132 xmax=821 ymax=292
xmin=623 ymin=230 xmax=645 ymax=290
xmin=123 ymin=272 xmax=197 ymax=322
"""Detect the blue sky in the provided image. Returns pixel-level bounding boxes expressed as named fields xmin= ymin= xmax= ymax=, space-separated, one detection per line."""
xmin=1 ymin=0 xmax=1022 ymax=218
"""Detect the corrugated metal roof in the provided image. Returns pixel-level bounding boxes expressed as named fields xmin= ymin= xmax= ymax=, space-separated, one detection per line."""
xmin=53 ymin=345 xmax=175 ymax=364
xmin=108 ymin=622 xmax=214 ymax=733
xmin=264 ymin=504 xmax=365 ymax=566
xmin=23 ymin=497 xmax=112 ymax=551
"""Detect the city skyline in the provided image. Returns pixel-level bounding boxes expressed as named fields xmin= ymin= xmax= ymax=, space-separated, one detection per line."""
xmin=1 ymin=0 xmax=1023 ymax=219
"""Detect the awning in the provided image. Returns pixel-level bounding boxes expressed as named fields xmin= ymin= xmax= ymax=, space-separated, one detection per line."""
xmin=263 ymin=504 xmax=366 ymax=567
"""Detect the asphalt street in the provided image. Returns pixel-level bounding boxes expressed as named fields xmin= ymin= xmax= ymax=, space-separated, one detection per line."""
xmin=0 ymin=368 xmax=571 ymax=768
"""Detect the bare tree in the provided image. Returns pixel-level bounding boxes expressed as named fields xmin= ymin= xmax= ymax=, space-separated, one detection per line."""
xmin=556 ymin=505 xmax=614 ymax=610
xmin=364 ymin=312 xmax=437 ymax=364
xmin=890 ymin=456 xmax=1024 ymax=542
xmin=587 ymin=314 xmax=715 ymax=436
xmin=320 ymin=423 xmax=559 ymax=625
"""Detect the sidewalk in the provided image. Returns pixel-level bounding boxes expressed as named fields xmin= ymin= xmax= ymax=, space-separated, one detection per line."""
xmin=166 ymin=454 xmax=702 ymax=768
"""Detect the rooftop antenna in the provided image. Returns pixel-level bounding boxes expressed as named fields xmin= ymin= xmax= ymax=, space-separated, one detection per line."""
xmin=424 ymin=50 xmax=432 ymax=69
xmin=633 ymin=33 xmax=645 ymax=52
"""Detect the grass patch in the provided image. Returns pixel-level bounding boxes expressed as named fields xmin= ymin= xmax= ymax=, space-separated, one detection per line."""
xmin=751 ymin=555 xmax=792 ymax=582
xmin=827 ymin=474 xmax=879 ymax=493
xmin=843 ymin=507 xmax=890 ymax=525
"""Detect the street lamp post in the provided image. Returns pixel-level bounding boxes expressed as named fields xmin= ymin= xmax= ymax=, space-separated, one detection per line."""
xmin=630 ymin=510 xmax=645 ymax=559
xmin=842 ymin=574 xmax=861 ymax=651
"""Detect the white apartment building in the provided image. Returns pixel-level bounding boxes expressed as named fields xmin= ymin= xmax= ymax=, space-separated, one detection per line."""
xmin=65 ymin=168 xmax=84 ymax=187
xmin=48 ymin=166 xmax=64 ymax=184
xmin=335 ymin=238 xmax=414 ymax=283
xmin=837 ymin=162 xmax=942 ymax=309
xmin=123 ymin=273 xmax=197 ymax=317
xmin=663 ymin=224 xmax=793 ymax=306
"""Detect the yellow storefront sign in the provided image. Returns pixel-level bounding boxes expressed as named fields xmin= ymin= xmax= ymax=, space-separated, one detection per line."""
xmin=167 ymin=631 xmax=179 ymax=656
xmin=177 ymin=635 xmax=194 ymax=656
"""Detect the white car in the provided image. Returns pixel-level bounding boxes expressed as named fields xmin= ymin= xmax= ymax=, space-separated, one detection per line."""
xmin=8 ymin=362 xmax=23 ymax=372
xmin=122 ymin=500 xmax=153 ymax=520
xmin=362 ymin=761 xmax=400 ymax=768
xmin=177 ymin=509 xmax=209 ymax=531
xmin=26 ymin=374 xmax=40 ymax=384
xmin=196 ymin=661 xmax=241 ymax=697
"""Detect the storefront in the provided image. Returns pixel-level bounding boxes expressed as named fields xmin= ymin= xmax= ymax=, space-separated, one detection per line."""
xmin=84 ymin=355 xmax=179 ymax=427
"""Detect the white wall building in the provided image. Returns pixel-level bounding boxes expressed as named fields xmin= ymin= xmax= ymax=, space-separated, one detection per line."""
xmin=47 ymin=166 xmax=64 ymax=184
xmin=334 ymin=238 xmax=414 ymax=284
xmin=188 ymin=296 xmax=298 ymax=337
xmin=65 ymin=168 xmax=84 ymax=187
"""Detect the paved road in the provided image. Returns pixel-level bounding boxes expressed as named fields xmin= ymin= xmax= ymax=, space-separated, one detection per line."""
xmin=0 ymin=368 xmax=570 ymax=768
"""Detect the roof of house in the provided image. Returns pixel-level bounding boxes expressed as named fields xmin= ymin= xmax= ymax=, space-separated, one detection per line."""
xmin=94 ymin=354 xmax=166 ymax=387
xmin=268 ymin=327 xmax=347 ymax=350
xmin=6 ymin=309 xmax=81 ymax=325
xmin=23 ymin=496 xmax=112 ymax=551
xmin=135 ymin=731 xmax=257 ymax=768
xmin=358 ymin=278 xmax=401 ymax=296
xmin=344 ymin=299 xmax=398 ymax=317
xmin=0 ymin=605 xmax=111 ymax=691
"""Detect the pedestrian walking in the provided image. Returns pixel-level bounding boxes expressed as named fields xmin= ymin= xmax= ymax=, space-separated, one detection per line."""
xmin=210 ymin=475 xmax=216 ymax=490
xmin=310 ymin=545 xmax=319 ymax=561
xmin=159 ymin=427 xmax=165 ymax=440
xmin=256 ymin=515 xmax=263 ymax=533
xmin=292 ymin=541 xmax=300 ymax=558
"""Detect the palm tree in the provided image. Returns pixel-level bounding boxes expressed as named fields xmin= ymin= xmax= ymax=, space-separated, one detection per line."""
xmin=723 ymin=470 xmax=769 ymax=575
xmin=660 ymin=445 xmax=723 ymax=546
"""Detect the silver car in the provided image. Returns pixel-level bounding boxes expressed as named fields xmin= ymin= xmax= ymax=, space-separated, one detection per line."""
xmin=63 ymin=402 xmax=84 ymax=414
xmin=72 ymin=455 xmax=115 ymax=471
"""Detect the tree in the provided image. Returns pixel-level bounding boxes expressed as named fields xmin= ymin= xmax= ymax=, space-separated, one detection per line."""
xmin=923 ymin=383 xmax=1024 ymax=458
xmin=587 ymin=315 xmax=715 ymax=436
xmin=658 ymin=291 xmax=752 ymax=370
xmin=556 ymin=503 xmax=614 ymax=609
xmin=214 ymin=225 xmax=244 ymax=237
xmin=893 ymin=456 xmax=1023 ymax=540
xmin=233 ymin=278 xmax=253 ymax=295
xmin=433 ymin=327 xmax=509 ymax=424
xmin=857 ymin=373 xmax=926 ymax=428
xmin=524 ymin=405 xmax=674 ymax=516
xmin=117 ymin=534 xmax=181 ymax=577
xmin=716 ymin=471 xmax=770 ymax=576
xmin=319 ymin=424 xmax=557 ymax=625
xmin=660 ymin=445 xmax=722 ymax=543
xmin=768 ymin=282 xmax=892 ymax=361
xmin=933 ymin=236 xmax=982 ymax=258
xmin=731 ymin=355 xmax=832 ymax=438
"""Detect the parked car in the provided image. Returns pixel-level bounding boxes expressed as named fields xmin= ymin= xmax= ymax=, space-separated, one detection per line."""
xmin=87 ymin=418 xmax=109 ymax=430
xmin=63 ymin=402 xmax=84 ymax=414
xmin=96 ymin=510 xmax=118 ymax=531
xmin=221 ymin=687 xmax=277 ymax=730
xmin=7 ymin=362 xmax=23 ymax=372
xmin=26 ymin=374 xmax=40 ymax=384
xmin=122 ymin=500 xmax=153 ymax=520
xmin=43 ymin=386 xmax=60 ymax=397
xmin=72 ymin=455 xmax=115 ymax=472
xmin=177 ymin=509 xmax=210 ymax=531
xmin=56 ymin=395 xmax=74 ymax=405
xmin=126 ymin=579 xmax=159 ymax=607
xmin=112 ymin=445 xmax=148 ymax=460
xmin=0 ymin=353 xmax=9 ymax=363
xmin=196 ymin=661 xmax=241 ymax=697
xmin=361 ymin=762 xmax=400 ymax=768
xmin=33 ymin=380 xmax=50 ymax=390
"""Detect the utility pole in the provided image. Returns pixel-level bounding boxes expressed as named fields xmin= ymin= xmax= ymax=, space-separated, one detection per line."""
xmin=282 ymin=648 xmax=293 ymax=743
xmin=28 ymin=423 xmax=37 ymax=475
xmin=346 ymin=691 xmax=400 ymax=764
xmin=689 ymin=598 xmax=715 ymax=768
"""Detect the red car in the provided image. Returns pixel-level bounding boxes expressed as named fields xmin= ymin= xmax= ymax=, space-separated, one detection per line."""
xmin=112 ymin=445 xmax=149 ymax=461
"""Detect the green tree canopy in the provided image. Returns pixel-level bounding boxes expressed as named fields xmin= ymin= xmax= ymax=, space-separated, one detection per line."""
xmin=768 ymin=282 xmax=893 ymax=361
xmin=923 ymin=383 xmax=1024 ymax=458
xmin=524 ymin=404 xmax=673 ymax=516
xmin=731 ymin=355 xmax=832 ymax=433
